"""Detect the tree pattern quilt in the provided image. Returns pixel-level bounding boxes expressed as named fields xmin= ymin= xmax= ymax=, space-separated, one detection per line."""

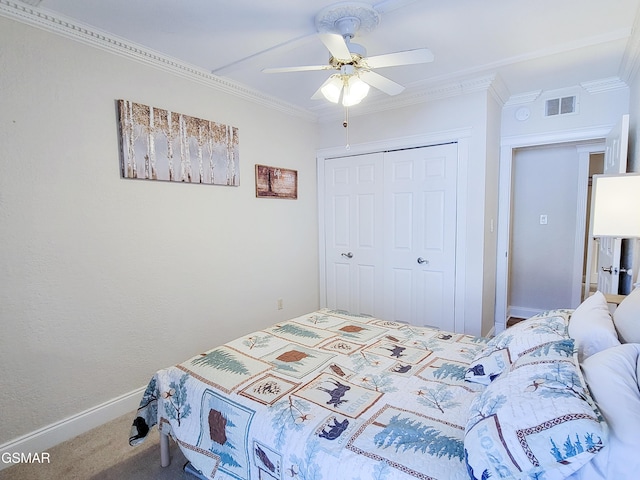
xmin=129 ymin=309 xmax=491 ymax=480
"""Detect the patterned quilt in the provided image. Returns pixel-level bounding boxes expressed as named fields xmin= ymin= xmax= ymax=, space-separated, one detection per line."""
xmin=130 ymin=309 xmax=489 ymax=480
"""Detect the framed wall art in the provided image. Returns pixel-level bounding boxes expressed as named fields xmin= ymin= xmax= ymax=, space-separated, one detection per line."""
xmin=255 ymin=165 xmax=298 ymax=199
xmin=117 ymin=99 xmax=239 ymax=186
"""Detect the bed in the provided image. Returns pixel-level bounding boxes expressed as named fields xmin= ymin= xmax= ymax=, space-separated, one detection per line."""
xmin=129 ymin=288 xmax=640 ymax=480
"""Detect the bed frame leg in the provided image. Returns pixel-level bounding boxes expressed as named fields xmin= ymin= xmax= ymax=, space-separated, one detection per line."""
xmin=160 ymin=430 xmax=171 ymax=467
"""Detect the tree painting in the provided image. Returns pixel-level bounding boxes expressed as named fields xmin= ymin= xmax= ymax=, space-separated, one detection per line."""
xmin=118 ymin=99 xmax=239 ymax=186
xmin=255 ymin=165 xmax=297 ymax=199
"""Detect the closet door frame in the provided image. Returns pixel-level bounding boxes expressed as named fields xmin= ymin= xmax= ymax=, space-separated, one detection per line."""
xmin=317 ymin=128 xmax=471 ymax=332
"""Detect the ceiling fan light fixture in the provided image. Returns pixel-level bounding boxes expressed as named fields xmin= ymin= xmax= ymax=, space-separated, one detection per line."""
xmin=266 ymin=2 xmax=434 ymax=109
xmin=342 ymin=76 xmax=369 ymax=106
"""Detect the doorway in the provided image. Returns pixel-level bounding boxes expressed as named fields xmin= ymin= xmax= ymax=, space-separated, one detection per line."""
xmin=494 ymin=128 xmax=610 ymax=333
xmin=583 ymin=153 xmax=605 ymax=295
xmin=507 ymin=144 xmax=604 ymax=321
xmin=508 ymin=144 xmax=582 ymax=319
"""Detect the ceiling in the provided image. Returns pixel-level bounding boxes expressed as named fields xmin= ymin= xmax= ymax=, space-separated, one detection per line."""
xmin=18 ymin=0 xmax=640 ymax=118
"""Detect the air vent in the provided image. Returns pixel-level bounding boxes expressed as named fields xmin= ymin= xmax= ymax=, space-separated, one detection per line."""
xmin=545 ymin=96 xmax=576 ymax=116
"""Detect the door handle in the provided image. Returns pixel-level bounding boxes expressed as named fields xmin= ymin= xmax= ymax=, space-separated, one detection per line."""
xmin=341 ymin=252 xmax=353 ymax=259
xmin=601 ymin=266 xmax=613 ymax=274
xmin=417 ymin=257 xmax=429 ymax=265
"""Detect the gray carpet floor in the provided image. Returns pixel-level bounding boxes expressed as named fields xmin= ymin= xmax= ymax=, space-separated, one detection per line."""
xmin=0 ymin=411 xmax=193 ymax=480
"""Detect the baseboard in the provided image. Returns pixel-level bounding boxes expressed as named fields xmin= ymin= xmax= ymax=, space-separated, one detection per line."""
xmin=0 ymin=386 xmax=146 ymax=470
xmin=508 ymin=305 xmax=542 ymax=320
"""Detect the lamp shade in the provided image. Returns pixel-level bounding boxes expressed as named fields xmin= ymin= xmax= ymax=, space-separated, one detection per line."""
xmin=319 ymin=73 xmax=370 ymax=106
xmin=591 ymin=173 xmax=640 ymax=238
xmin=342 ymin=76 xmax=370 ymax=106
xmin=320 ymin=75 xmax=343 ymax=104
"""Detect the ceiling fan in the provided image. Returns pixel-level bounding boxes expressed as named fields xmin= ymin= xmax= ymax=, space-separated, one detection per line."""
xmin=262 ymin=2 xmax=434 ymax=106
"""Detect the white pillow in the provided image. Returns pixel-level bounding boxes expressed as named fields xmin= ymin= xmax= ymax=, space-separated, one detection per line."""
xmin=568 ymin=291 xmax=620 ymax=362
xmin=612 ymin=287 xmax=640 ymax=343
xmin=580 ymin=343 xmax=640 ymax=479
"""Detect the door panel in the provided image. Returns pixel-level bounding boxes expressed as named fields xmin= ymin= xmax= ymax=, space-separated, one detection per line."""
xmin=419 ymin=270 xmax=444 ymax=327
xmin=597 ymin=237 xmax=620 ymax=293
xmin=324 ymin=153 xmax=385 ymax=316
xmin=358 ymin=194 xmax=376 ymax=247
xmin=389 ymin=267 xmax=413 ymax=321
xmin=383 ymin=144 xmax=457 ymax=329
xmin=596 ymin=114 xmax=628 ymax=294
xmin=392 ymin=192 xmax=413 ymax=249
xmin=422 ymin=191 xmax=445 ymax=251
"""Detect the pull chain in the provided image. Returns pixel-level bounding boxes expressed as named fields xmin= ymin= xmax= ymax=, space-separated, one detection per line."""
xmin=343 ymin=106 xmax=350 ymax=150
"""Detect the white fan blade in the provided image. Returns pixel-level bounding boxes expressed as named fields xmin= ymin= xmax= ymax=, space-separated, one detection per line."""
xmin=365 ymin=48 xmax=434 ymax=69
xmin=318 ymin=33 xmax=352 ymax=61
xmin=359 ymin=70 xmax=405 ymax=96
xmin=262 ymin=65 xmax=333 ymax=73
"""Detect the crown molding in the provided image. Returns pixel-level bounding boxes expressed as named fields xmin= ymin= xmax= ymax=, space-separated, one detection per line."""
xmin=486 ymin=73 xmax=511 ymax=106
xmin=580 ymin=77 xmax=628 ymax=94
xmin=503 ymin=90 xmax=543 ymax=107
xmin=0 ymin=0 xmax=318 ymax=122
xmin=620 ymin=4 xmax=640 ymax=84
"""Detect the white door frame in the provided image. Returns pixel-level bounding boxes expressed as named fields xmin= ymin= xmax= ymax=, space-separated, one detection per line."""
xmin=317 ymin=128 xmax=471 ymax=332
xmin=593 ymin=114 xmax=630 ymax=296
xmin=576 ymin=143 xmax=605 ymax=301
xmin=495 ymin=126 xmax=612 ymax=333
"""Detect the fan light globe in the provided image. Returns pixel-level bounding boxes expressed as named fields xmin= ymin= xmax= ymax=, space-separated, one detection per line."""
xmin=321 ymin=75 xmax=370 ymax=106
xmin=320 ymin=76 xmax=343 ymax=103
xmin=342 ymin=76 xmax=369 ymax=106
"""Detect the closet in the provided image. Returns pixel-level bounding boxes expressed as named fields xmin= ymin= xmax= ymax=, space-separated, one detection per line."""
xmin=320 ymin=142 xmax=458 ymax=329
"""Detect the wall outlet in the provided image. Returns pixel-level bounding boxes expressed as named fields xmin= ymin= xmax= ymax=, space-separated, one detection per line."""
xmin=277 ymin=298 xmax=283 ymax=310
xmin=539 ymin=214 xmax=548 ymax=225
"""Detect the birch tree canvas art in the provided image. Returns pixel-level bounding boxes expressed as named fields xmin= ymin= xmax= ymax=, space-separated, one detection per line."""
xmin=117 ymin=99 xmax=239 ymax=186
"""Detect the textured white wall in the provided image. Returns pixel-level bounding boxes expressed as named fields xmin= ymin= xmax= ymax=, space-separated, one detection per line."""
xmin=0 ymin=16 xmax=319 ymax=445
xmin=510 ymin=145 xmax=580 ymax=311
xmin=501 ymin=85 xmax=630 ymax=140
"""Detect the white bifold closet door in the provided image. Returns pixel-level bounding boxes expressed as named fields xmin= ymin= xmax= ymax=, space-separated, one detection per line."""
xmin=323 ymin=143 xmax=457 ymax=329
xmin=324 ymin=152 xmax=386 ymax=317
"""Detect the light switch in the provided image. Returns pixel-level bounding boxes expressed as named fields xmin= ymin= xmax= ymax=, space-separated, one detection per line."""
xmin=540 ymin=214 xmax=548 ymax=225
